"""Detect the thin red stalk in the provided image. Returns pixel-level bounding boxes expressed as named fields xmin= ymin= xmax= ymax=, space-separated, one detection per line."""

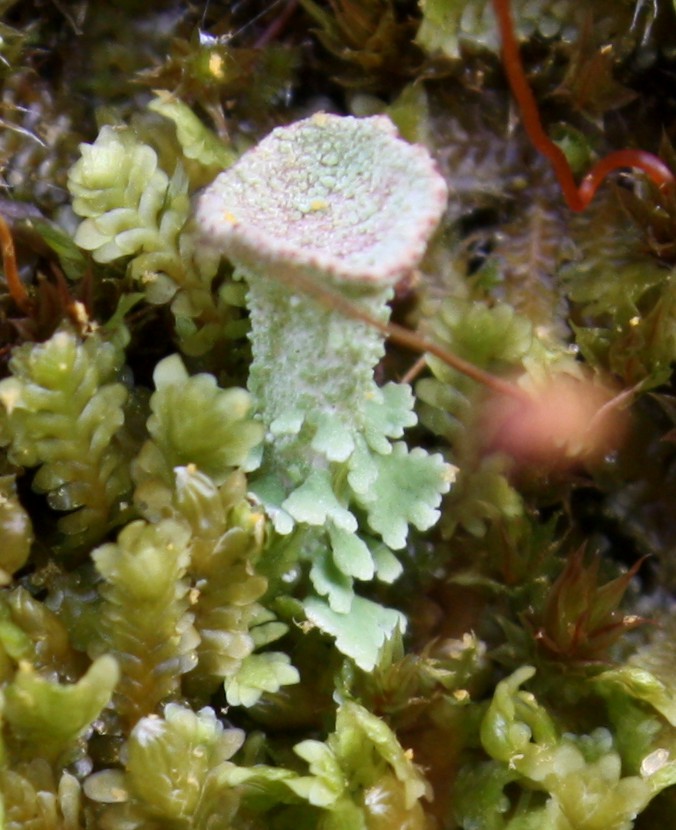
xmin=0 ymin=214 xmax=32 ymax=313
xmin=491 ymin=0 xmax=674 ymax=211
xmin=254 ymin=0 xmax=298 ymax=48
xmin=578 ymin=149 xmax=674 ymax=206
xmin=273 ymin=266 xmax=528 ymax=402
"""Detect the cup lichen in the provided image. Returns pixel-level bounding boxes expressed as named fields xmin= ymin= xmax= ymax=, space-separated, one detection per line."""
xmin=196 ymin=113 xmax=454 ymax=668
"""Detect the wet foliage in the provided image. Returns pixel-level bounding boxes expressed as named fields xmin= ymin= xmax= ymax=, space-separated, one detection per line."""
xmin=0 ymin=0 xmax=675 ymax=828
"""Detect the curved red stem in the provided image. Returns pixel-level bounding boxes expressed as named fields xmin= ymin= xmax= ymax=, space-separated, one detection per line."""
xmin=578 ymin=149 xmax=674 ymax=206
xmin=491 ymin=0 xmax=674 ymax=211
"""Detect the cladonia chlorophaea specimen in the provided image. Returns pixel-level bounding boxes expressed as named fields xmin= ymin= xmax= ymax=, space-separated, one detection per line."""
xmin=196 ymin=113 xmax=454 ymax=669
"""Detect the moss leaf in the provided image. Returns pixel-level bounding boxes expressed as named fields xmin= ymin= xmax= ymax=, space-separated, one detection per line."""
xmin=4 ymin=656 xmax=119 ymax=762
xmin=224 ymin=652 xmax=299 ymax=707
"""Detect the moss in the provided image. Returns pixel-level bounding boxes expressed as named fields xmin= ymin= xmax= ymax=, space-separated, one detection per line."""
xmin=0 ymin=1 xmax=675 ymax=828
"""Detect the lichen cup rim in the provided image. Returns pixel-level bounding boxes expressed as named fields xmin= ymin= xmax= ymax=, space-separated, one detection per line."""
xmin=194 ymin=112 xmax=448 ymax=288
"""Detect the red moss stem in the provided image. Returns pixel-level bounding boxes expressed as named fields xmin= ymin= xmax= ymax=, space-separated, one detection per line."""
xmin=578 ymin=149 xmax=675 ymax=206
xmin=491 ymin=0 xmax=674 ymax=211
xmin=0 ymin=214 xmax=32 ymax=313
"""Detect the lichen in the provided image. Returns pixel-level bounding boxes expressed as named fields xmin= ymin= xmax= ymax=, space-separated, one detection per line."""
xmin=196 ymin=113 xmax=453 ymax=668
xmin=0 ymin=2 xmax=674 ymax=828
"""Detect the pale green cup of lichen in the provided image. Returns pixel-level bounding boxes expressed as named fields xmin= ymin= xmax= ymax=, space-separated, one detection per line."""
xmin=195 ymin=113 xmax=454 ymax=669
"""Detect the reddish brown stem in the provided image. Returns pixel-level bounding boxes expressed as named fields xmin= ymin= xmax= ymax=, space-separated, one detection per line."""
xmin=0 ymin=214 xmax=32 ymax=313
xmin=365 ymin=310 xmax=526 ymax=401
xmin=254 ymin=0 xmax=298 ymax=48
xmin=491 ymin=0 xmax=674 ymax=210
xmin=578 ymin=149 xmax=674 ymax=206
xmin=273 ymin=265 xmax=528 ymax=402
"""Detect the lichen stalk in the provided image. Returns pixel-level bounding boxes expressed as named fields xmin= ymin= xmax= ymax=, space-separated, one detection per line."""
xmin=244 ymin=269 xmax=392 ymax=476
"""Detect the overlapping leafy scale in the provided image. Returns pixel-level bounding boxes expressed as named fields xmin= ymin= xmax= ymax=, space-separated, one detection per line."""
xmin=0 ymin=762 xmax=83 ymax=830
xmin=176 ymin=466 xmax=297 ymax=706
xmin=84 ymin=703 xmax=243 ymax=829
xmin=4 ymin=587 xmax=80 ymax=679
xmin=91 ymin=519 xmax=198 ymax=727
xmin=69 ymin=126 xmax=185 ymax=270
xmin=0 ymin=327 xmax=132 ymax=545
xmin=455 ymin=666 xmax=676 ymax=830
xmin=66 ymin=104 xmax=245 ymax=358
xmin=132 ymin=353 xmax=262 ymax=519
xmin=0 ymin=475 xmax=33 ymax=583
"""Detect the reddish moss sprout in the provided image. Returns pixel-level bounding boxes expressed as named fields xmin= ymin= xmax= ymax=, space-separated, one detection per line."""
xmin=491 ymin=0 xmax=675 ymax=210
xmin=0 ymin=214 xmax=32 ymax=315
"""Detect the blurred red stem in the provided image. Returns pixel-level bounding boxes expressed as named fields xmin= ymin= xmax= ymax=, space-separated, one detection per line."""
xmin=277 ymin=266 xmax=527 ymax=401
xmin=255 ymin=0 xmax=298 ymax=48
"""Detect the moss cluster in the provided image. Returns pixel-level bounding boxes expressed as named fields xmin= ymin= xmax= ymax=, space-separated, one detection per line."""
xmin=0 ymin=1 xmax=675 ymax=828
